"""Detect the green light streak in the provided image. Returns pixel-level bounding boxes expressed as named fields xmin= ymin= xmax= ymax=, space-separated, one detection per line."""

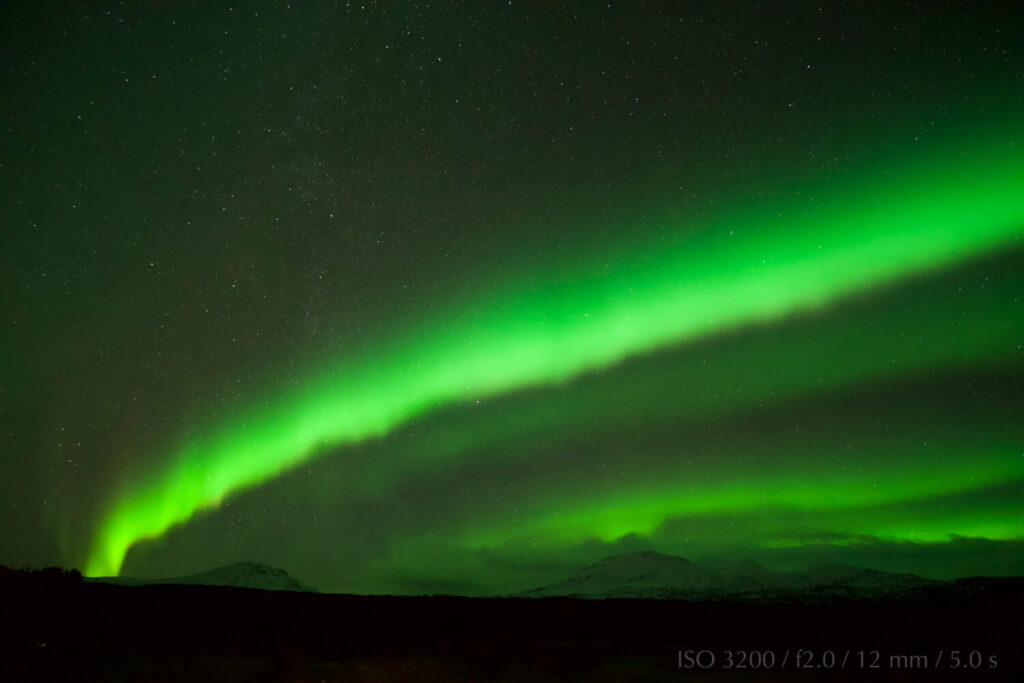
xmin=85 ymin=135 xmax=1023 ymax=577
xmin=349 ymin=259 xmax=1022 ymax=496
xmin=457 ymin=441 xmax=1024 ymax=550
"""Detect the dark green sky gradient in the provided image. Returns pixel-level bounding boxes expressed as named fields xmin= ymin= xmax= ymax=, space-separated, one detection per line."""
xmin=2 ymin=1 xmax=1022 ymax=592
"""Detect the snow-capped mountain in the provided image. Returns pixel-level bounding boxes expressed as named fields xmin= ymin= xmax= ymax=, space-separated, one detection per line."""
xmin=519 ymin=551 xmax=937 ymax=602
xmin=792 ymin=562 xmax=934 ymax=599
xmin=88 ymin=561 xmax=318 ymax=593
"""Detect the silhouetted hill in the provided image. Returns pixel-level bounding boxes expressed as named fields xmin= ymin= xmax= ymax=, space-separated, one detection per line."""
xmin=86 ymin=561 xmax=318 ymax=592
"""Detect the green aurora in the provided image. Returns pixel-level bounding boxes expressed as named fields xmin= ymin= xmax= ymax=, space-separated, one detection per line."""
xmin=4 ymin=1 xmax=1023 ymax=594
xmin=85 ymin=133 xmax=1024 ymax=577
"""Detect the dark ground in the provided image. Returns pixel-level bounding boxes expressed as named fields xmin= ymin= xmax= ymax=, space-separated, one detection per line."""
xmin=2 ymin=570 xmax=1021 ymax=682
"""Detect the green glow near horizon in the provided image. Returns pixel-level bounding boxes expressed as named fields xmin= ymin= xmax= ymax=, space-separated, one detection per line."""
xmin=85 ymin=137 xmax=1023 ymax=577
xmin=457 ymin=438 xmax=1024 ymax=550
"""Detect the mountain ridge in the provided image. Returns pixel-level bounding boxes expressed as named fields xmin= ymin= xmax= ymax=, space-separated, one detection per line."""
xmin=519 ymin=550 xmax=942 ymax=602
xmin=87 ymin=561 xmax=318 ymax=593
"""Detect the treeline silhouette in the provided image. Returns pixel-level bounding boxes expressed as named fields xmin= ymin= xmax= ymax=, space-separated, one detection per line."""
xmin=0 ymin=564 xmax=82 ymax=587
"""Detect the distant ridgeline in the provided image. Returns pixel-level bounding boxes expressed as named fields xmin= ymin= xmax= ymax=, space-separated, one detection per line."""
xmin=84 ymin=561 xmax=318 ymax=593
xmin=0 ymin=561 xmax=321 ymax=594
xmin=517 ymin=551 xmax=1023 ymax=604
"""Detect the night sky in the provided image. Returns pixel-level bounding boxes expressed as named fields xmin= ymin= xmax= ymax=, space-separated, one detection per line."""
xmin=2 ymin=1 xmax=1022 ymax=595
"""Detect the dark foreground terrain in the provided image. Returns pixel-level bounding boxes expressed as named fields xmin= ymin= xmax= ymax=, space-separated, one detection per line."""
xmin=2 ymin=570 xmax=1021 ymax=682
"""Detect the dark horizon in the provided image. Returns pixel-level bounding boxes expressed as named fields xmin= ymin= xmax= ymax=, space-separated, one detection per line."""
xmin=14 ymin=538 xmax=1024 ymax=599
xmin=3 ymin=564 xmax=1021 ymax=681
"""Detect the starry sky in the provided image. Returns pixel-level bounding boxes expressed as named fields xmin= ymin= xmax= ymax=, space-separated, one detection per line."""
xmin=2 ymin=1 xmax=1022 ymax=595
